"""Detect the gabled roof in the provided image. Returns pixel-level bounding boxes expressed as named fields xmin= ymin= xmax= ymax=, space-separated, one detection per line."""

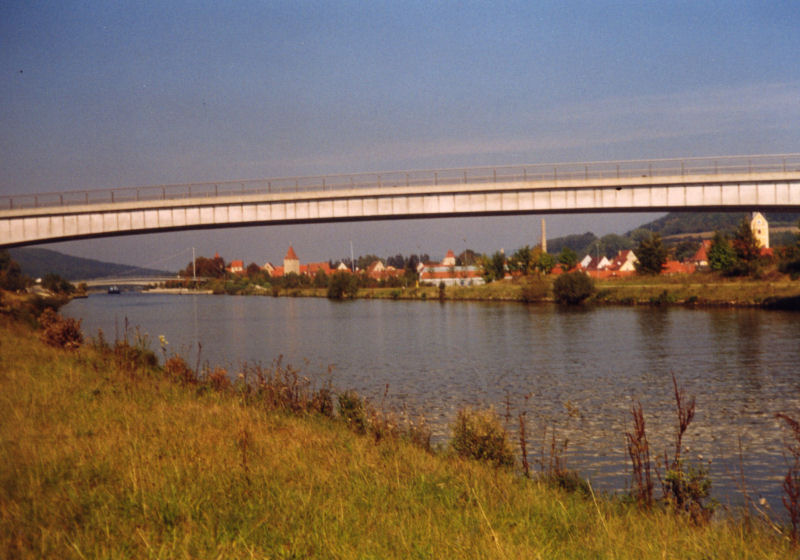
xmin=606 ymin=250 xmax=637 ymax=271
xmin=689 ymin=240 xmax=712 ymax=264
xmin=367 ymin=260 xmax=385 ymax=272
xmin=301 ymin=262 xmax=333 ymax=275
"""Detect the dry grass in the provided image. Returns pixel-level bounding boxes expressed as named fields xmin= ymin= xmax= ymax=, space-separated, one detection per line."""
xmin=0 ymin=313 xmax=796 ymax=558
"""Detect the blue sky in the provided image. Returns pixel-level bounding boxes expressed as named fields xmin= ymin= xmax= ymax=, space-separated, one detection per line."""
xmin=2 ymin=1 xmax=799 ymax=269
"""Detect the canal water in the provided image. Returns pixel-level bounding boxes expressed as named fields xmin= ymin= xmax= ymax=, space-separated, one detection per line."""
xmin=63 ymin=293 xmax=800 ymax=514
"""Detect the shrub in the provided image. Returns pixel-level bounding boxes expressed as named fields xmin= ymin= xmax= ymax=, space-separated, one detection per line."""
xmin=164 ymin=355 xmax=196 ymax=384
xmin=241 ymin=361 xmax=334 ymax=416
xmin=451 ymin=407 xmax=515 ymax=468
xmin=311 ymin=386 xmax=335 ymax=418
xmin=338 ymin=390 xmax=368 ymax=434
xmin=520 ymin=276 xmax=549 ymax=302
xmin=38 ymin=308 xmax=83 ymax=350
xmin=112 ymin=327 xmax=158 ymax=373
xmin=552 ymin=271 xmax=595 ymax=304
xmin=205 ymin=366 xmax=231 ymax=392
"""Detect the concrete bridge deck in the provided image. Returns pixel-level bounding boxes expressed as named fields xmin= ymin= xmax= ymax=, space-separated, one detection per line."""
xmin=2 ymin=154 xmax=799 ymax=247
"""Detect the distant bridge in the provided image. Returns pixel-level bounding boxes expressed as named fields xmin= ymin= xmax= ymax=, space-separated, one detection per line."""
xmin=77 ymin=276 xmax=180 ymax=287
xmin=2 ymin=154 xmax=799 ymax=248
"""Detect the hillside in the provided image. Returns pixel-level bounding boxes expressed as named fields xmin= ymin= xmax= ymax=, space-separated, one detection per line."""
xmin=631 ymin=211 xmax=800 ymax=237
xmin=8 ymin=247 xmax=171 ymax=280
xmin=545 ymin=211 xmax=799 ymax=257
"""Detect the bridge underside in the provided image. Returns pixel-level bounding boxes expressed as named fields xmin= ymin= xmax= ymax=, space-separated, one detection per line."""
xmin=3 ymin=175 xmax=800 ymax=247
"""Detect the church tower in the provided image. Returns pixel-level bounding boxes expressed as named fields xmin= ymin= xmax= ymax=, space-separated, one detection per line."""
xmin=284 ymin=245 xmax=300 ymax=275
xmin=750 ymin=212 xmax=769 ymax=249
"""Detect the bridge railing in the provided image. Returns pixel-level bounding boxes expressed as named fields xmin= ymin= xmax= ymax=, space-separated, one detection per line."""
xmin=3 ymin=153 xmax=799 ymax=211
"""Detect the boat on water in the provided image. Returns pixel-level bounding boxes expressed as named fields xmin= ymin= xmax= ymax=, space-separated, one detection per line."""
xmin=107 ymin=286 xmax=120 ymax=294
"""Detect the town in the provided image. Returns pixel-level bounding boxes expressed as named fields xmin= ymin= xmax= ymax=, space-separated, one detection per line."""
xmin=167 ymin=212 xmax=794 ymax=302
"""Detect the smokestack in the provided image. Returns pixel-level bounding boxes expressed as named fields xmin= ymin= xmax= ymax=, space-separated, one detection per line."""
xmin=541 ymin=218 xmax=547 ymax=253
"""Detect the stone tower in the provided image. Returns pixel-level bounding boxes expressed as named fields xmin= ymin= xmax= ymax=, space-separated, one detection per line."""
xmin=541 ymin=218 xmax=547 ymax=253
xmin=284 ymin=245 xmax=300 ymax=275
xmin=750 ymin=212 xmax=769 ymax=249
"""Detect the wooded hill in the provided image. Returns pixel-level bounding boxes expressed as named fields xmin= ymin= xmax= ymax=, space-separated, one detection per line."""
xmin=8 ymin=247 xmax=170 ymax=281
xmin=546 ymin=211 xmax=799 ymax=258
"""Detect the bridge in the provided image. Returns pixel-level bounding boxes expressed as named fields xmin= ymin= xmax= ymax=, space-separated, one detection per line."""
xmin=76 ymin=276 xmax=180 ymax=288
xmin=2 ymin=154 xmax=799 ymax=248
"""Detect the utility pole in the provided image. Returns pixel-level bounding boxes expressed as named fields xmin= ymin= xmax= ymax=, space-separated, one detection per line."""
xmin=192 ymin=247 xmax=197 ymax=286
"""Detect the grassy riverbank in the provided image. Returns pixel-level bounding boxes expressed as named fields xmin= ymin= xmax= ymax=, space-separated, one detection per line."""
xmin=254 ymin=272 xmax=800 ymax=308
xmin=591 ymin=273 xmax=800 ymax=307
xmin=1 ymin=303 xmax=796 ymax=558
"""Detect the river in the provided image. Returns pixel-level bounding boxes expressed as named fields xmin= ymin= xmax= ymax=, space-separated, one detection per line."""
xmin=63 ymin=293 xmax=800 ymax=515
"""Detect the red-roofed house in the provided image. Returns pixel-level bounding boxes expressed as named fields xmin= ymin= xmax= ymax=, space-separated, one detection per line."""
xmin=687 ymin=240 xmax=712 ymax=269
xmin=606 ymin=250 xmax=638 ymax=275
xmin=301 ymin=262 xmax=333 ymax=276
xmin=227 ymin=260 xmax=245 ymax=274
xmin=662 ymin=260 xmax=695 ymax=275
xmin=365 ymin=260 xmax=403 ymax=281
xmin=263 ymin=262 xmax=283 ymax=277
xmin=580 ymin=255 xmax=611 ymax=271
xmin=419 ymin=250 xmax=484 ymax=286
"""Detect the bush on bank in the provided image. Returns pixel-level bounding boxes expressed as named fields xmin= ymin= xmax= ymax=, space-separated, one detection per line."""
xmin=553 ymin=271 xmax=596 ymax=304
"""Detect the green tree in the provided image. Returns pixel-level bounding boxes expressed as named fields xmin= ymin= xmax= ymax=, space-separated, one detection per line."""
xmin=327 ymin=271 xmax=358 ymax=299
xmin=508 ymin=246 xmax=533 ymax=275
xmin=599 ymin=233 xmax=634 ymax=257
xmin=629 ymin=228 xmax=654 ymax=245
xmin=532 ymin=247 xmax=556 ymax=274
xmin=777 ymin=220 xmax=800 ymax=277
xmin=245 ymin=262 xmax=270 ymax=285
xmin=42 ymin=273 xmax=74 ymax=294
xmin=558 ymin=247 xmax=578 ymax=270
xmin=635 ymin=233 xmax=668 ymax=275
xmin=731 ymin=217 xmax=761 ymax=275
xmin=708 ymin=231 xmax=736 ymax=272
xmin=182 ymin=255 xmax=225 ymax=278
xmin=456 ymin=249 xmax=479 ymax=266
xmin=553 ymin=271 xmax=595 ymax=304
xmin=481 ymin=251 xmax=506 ymax=283
xmin=0 ymin=250 xmax=27 ymax=291
xmin=673 ymin=239 xmax=701 ymax=262
xmin=313 ymin=268 xmax=329 ymax=288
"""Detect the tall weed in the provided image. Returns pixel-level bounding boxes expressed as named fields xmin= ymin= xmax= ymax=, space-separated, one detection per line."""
xmin=776 ymin=412 xmax=800 ymax=542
